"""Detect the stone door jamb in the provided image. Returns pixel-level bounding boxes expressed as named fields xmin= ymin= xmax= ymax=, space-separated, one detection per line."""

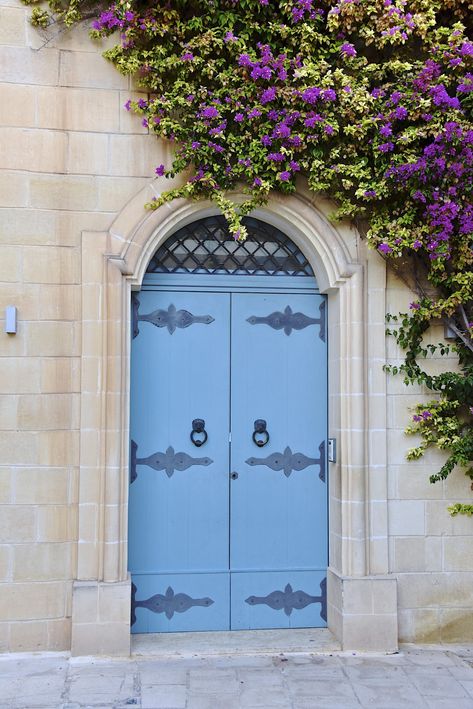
xmin=72 ymin=183 xmax=397 ymax=656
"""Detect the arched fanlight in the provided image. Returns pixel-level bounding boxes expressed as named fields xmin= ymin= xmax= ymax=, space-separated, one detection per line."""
xmin=146 ymin=216 xmax=314 ymax=277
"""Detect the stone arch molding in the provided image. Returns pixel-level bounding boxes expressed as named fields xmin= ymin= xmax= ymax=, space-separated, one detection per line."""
xmin=110 ymin=183 xmax=357 ymax=292
xmin=72 ymin=180 xmax=397 ymax=657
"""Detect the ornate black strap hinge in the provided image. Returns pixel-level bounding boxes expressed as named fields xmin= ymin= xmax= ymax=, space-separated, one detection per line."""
xmin=132 ymin=294 xmax=214 ymax=338
xmin=130 ymin=440 xmax=213 ymax=482
xmin=246 ymin=440 xmax=325 ymax=481
xmin=245 ymin=577 xmax=326 ymax=621
xmin=247 ymin=301 xmax=325 ymax=340
xmin=131 ymin=582 xmax=214 ymax=625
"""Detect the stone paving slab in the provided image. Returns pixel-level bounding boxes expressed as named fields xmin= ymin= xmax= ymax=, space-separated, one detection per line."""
xmin=0 ymin=644 xmax=472 ymax=708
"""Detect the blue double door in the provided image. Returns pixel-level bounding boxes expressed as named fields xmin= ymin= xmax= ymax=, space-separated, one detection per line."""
xmin=129 ymin=287 xmax=327 ymax=632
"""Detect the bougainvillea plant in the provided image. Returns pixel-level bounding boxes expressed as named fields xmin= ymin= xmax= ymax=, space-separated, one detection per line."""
xmin=25 ymin=0 xmax=473 ymax=513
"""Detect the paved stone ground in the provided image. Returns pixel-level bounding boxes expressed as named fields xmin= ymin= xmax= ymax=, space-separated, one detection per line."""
xmin=0 ymin=645 xmax=472 ymax=709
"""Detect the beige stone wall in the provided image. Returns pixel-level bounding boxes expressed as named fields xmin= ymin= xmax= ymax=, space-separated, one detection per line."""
xmin=386 ymin=270 xmax=473 ymax=642
xmin=0 ymin=0 xmax=165 ymax=652
xmin=1 ymin=0 xmax=472 ymax=654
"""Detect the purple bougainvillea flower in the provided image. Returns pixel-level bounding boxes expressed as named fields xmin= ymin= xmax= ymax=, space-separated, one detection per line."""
xmin=289 ymin=161 xmax=300 ymax=172
xmin=155 ymin=164 xmax=165 ymax=176
xmin=279 ymin=171 xmax=291 ymax=181
xmin=378 ymin=142 xmax=394 ymax=153
xmin=371 ymin=88 xmax=385 ymax=99
xmin=224 ymin=31 xmax=237 ymax=42
xmin=364 ymin=190 xmax=377 ymax=198
xmin=340 ymin=42 xmax=356 ymax=57
xmin=180 ymin=52 xmax=194 ymax=61
xmin=388 ymin=91 xmax=402 ymax=105
xmin=322 ymin=89 xmax=337 ymax=102
xmin=430 ymin=84 xmax=460 ymax=109
xmin=301 ymin=87 xmax=321 ymax=104
xmin=191 ymin=141 xmax=201 ymax=149
xmin=238 ymin=53 xmax=253 ymax=67
xmin=457 ymin=74 xmax=473 ymax=93
xmin=261 ymin=87 xmax=277 ymax=104
xmin=460 ymin=41 xmax=473 ymax=56
xmin=267 ymin=152 xmax=285 ymax=162
xmin=304 ymin=114 xmax=323 ymax=128
xmin=274 ymin=122 xmax=291 ymax=138
xmin=409 ymin=302 xmax=420 ymax=310
xmin=253 ymin=177 xmax=263 ymax=187
xmin=200 ymin=106 xmax=219 ymax=119
xmin=137 ymin=98 xmax=148 ymax=109
xmin=378 ymin=243 xmax=393 ymax=254
xmin=393 ymin=106 xmax=408 ymax=120
xmin=208 ymin=141 xmax=225 ymax=153
xmin=124 ymin=99 xmax=131 ymax=111
xmin=234 ymin=113 xmax=244 ymax=122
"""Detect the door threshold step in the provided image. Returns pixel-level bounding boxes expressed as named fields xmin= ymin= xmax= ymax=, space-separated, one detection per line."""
xmin=132 ymin=628 xmax=340 ymax=658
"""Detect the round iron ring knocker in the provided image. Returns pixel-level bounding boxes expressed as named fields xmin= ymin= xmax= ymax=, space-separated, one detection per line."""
xmin=253 ymin=419 xmax=269 ymax=448
xmin=191 ymin=419 xmax=208 ymax=447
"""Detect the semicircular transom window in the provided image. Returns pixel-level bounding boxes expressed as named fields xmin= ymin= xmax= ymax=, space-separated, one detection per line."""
xmin=146 ymin=216 xmax=314 ymax=277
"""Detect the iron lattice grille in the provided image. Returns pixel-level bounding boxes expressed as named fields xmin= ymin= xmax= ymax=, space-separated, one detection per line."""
xmin=146 ymin=216 xmax=315 ymax=277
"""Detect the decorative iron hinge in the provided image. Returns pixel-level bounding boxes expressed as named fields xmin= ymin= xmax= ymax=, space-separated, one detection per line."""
xmin=247 ymin=301 xmax=325 ymax=340
xmin=246 ymin=440 xmax=325 ymax=481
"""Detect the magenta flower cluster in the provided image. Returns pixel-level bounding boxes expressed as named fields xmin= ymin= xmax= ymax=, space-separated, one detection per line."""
xmin=103 ymin=0 xmax=472 ymax=276
xmin=386 ymin=122 xmax=473 ymax=260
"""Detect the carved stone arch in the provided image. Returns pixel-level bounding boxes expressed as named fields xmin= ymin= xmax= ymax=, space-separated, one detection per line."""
xmin=73 ymin=180 xmax=397 ymax=656
xmin=108 ymin=184 xmax=356 ymax=292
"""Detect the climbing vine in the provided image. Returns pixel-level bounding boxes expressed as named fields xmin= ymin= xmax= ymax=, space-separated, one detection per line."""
xmin=25 ymin=0 xmax=473 ymax=513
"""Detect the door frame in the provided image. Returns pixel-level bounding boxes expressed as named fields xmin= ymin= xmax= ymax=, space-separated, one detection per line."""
xmin=72 ymin=185 xmax=398 ymax=656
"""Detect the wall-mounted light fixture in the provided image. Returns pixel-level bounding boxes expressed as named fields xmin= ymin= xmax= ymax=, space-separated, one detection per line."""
xmin=5 ymin=306 xmax=17 ymax=334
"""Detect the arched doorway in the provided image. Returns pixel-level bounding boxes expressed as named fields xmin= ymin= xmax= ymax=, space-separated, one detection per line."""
xmin=128 ymin=216 xmax=328 ymax=633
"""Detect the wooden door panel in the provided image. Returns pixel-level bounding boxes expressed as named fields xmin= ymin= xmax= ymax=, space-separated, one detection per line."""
xmin=230 ymin=293 xmax=327 ymax=629
xmin=129 ymin=291 xmax=231 ymax=632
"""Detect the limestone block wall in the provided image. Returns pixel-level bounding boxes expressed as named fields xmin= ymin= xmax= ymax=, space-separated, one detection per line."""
xmin=1 ymin=0 xmax=472 ymax=654
xmin=0 ymin=0 xmax=166 ymax=652
xmin=386 ymin=270 xmax=473 ymax=642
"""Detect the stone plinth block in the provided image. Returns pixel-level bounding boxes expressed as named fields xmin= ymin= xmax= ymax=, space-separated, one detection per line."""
xmin=71 ymin=577 xmax=131 ymax=656
xmin=327 ymin=567 xmax=398 ymax=653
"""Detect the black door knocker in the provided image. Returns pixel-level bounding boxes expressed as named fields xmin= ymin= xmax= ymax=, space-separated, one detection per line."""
xmin=252 ymin=419 xmax=269 ymax=447
xmin=190 ymin=419 xmax=208 ymax=447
